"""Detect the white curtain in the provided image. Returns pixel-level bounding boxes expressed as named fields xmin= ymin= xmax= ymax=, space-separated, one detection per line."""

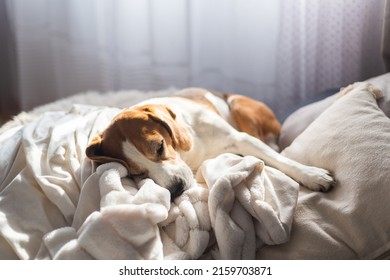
xmin=3 ymin=0 xmax=387 ymax=120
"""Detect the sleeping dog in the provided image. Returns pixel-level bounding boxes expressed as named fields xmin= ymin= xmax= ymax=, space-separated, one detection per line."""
xmin=86 ymin=88 xmax=335 ymax=200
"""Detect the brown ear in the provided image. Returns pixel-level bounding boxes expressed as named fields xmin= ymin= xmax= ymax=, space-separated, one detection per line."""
xmin=85 ymin=134 xmax=129 ymax=168
xmin=148 ymin=105 xmax=192 ymax=152
xmin=86 ymin=134 xmax=103 ymax=159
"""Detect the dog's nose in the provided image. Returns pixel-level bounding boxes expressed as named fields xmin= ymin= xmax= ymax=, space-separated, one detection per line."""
xmin=170 ymin=178 xmax=185 ymax=201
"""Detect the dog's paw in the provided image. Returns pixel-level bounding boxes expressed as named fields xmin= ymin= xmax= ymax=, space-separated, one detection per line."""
xmin=298 ymin=166 xmax=335 ymax=192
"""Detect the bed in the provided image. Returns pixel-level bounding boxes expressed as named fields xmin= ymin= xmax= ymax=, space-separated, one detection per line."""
xmin=0 ymin=74 xmax=389 ymax=260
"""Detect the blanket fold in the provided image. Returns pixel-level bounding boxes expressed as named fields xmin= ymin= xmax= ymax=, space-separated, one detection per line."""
xmin=197 ymin=153 xmax=299 ymax=259
xmin=0 ymin=104 xmax=299 ymax=260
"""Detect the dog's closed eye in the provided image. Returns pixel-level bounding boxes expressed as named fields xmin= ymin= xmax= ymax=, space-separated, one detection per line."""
xmin=148 ymin=139 xmax=165 ymax=160
xmin=157 ymin=139 xmax=165 ymax=157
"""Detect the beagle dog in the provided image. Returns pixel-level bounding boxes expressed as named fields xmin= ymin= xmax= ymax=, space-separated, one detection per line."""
xmin=86 ymin=88 xmax=334 ymax=200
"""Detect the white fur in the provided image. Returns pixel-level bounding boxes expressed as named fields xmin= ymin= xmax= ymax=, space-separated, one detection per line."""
xmin=122 ymin=140 xmax=194 ymax=193
xmin=127 ymin=97 xmax=334 ymax=192
xmin=204 ymin=91 xmax=238 ymax=128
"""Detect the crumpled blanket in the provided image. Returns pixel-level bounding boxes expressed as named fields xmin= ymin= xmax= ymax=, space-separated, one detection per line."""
xmin=197 ymin=154 xmax=299 ymax=259
xmin=0 ymin=104 xmax=299 ymax=260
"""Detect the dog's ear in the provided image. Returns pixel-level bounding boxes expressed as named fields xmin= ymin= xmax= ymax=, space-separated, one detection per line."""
xmin=85 ymin=134 xmax=104 ymax=160
xmin=86 ymin=133 xmax=129 ymax=168
xmin=148 ymin=105 xmax=192 ymax=152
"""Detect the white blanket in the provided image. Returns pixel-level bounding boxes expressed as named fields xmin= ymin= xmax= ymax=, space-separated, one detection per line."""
xmin=0 ymin=104 xmax=299 ymax=260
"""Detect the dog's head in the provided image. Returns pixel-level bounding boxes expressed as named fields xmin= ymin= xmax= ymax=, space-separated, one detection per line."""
xmin=86 ymin=104 xmax=193 ymax=200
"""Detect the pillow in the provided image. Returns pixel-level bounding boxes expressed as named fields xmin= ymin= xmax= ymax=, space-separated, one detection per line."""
xmin=257 ymin=82 xmax=390 ymax=259
xmin=279 ymin=73 xmax=390 ymax=150
xmin=278 ymin=93 xmax=338 ymax=151
xmin=367 ymin=73 xmax=390 ymax=117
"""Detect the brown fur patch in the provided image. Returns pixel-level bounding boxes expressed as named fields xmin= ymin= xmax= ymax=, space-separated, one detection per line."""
xmin=86 ymin=104 xmax=192 ymax=175
xmin=226 ymin=94 xmax=281 ymax=142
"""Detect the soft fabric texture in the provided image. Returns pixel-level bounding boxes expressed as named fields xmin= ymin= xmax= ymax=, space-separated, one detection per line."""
xmin=278 ymin=93 xmax=338 ymax=151
xmin=0 ymin=103 xmax=299 ymax=260
xmin=367 ymin=72 xmax=390 ymax=117
xmin=257 ymin=82 xmax=390 ymax=259
xmin=2 ymin=77 xmax=390 ymax=260
xmin=0 ymin=89 xmax=176 ymax=135
xmin=196 ymin=154 xmax=298 ymax=259
xmin=279 ymin=73 xmax=390 ymax=150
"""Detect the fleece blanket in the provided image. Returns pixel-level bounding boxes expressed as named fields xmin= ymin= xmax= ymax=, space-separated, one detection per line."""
xmin=0 ymin=104 xmax=299 ymax=260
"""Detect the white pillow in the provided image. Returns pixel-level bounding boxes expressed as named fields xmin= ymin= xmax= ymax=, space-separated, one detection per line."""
xmin=278 ymin=94 xmax=337 ymax=150
xmin=367 ymin=73 xmax=390 ymax=117
xmin=257 ymin=82 xmax=390 ymax=259
xmin=279 ymin=73 xmax=390 ymax=150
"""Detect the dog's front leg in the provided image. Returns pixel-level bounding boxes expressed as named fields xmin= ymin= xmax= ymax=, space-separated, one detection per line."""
xmin=221 ymin=129 xmax=335 ymax=192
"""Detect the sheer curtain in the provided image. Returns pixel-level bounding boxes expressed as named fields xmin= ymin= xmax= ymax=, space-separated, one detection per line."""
xmin=2 ymin=0 xmax=387 ymax=120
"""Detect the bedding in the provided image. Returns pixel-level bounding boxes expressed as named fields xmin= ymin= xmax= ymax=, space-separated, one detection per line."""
xmin=0 ymin=93 xmax=298 ymax=260
xmin=279 ymin=73 xmax=390 ymax=150
xmin=257 ymin=82 xmax=390 ymax=259
xmin=1 ymin=76 xmax=390 ymax=260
